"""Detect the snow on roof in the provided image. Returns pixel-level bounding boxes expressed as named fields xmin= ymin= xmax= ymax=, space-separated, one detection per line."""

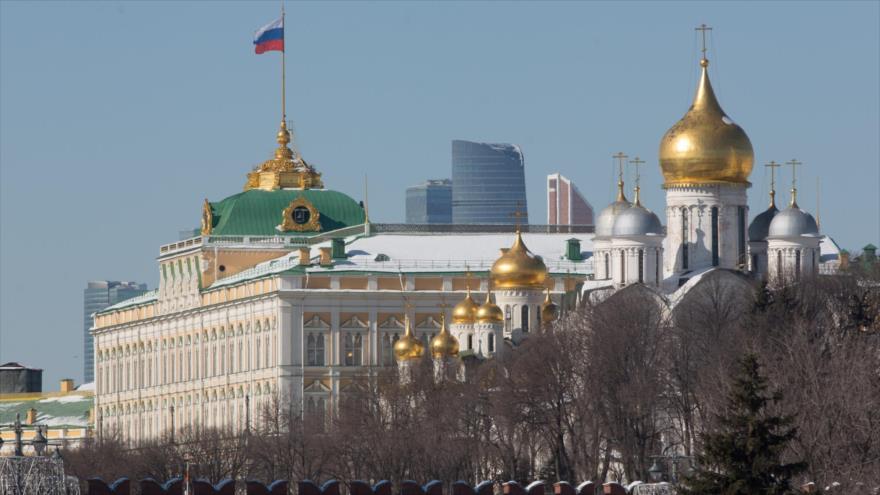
xmin=210 ymin=232 xmax=595 ymax=289
xmin=97 ymin=289 xmax=159 ymax=314
xmin=819 ymin=235 xmax=841 ymax=262
xmin=0 ymin=392 xmax=93 ymax=428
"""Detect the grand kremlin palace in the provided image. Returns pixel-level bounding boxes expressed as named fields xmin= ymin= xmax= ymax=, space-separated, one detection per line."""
xmin=91 ymin=39 xmax=840 ymax=442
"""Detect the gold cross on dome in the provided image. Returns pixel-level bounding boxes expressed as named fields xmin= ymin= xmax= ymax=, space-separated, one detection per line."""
xmin=765 ymin=160 xmax=782 ymax=207
xmin=629 ymin=156 xmax=645 ymax=186
xmin=696 ymin=24 xmax=713 ymax=60
xmin=786 ymin=159 xmax=803 ymax=188
xmin=785 ymin=158 xmax=804 ymax=207
xmin=765 ymin=160 xmax=782 ymax=191
xmin=509 ymin=202 xmax=527 ymax=232
xmin=613 ymin=152 xmax=628 ymax=183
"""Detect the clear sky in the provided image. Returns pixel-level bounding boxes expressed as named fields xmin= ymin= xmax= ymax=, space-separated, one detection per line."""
xmin=1 ymin=1 xmax=878 ymax=386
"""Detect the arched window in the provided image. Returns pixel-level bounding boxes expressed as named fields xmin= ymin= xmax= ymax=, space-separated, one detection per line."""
xmin=638 ymin=249 xmax=644 ymax=283
xmin=344 ymin=334 xmax=362 ymax=366
xmin=604 ymin=253 xmax=610 ymax=280
xmin=655 ymin=250 xmax=660 ymax=285
xmin=521 ymin=305 xmax=530 ymax=332
xmin=711 ymin=206 xmax=719 ymax=266
xmin=488 ymin=333 xmax=495 ymax=353
xmin=255 ymin=339 xmax=261 ymax=369
xmin=467 ymin=334 xmax=474 ymax=350
xmin=795 ymin=250 xmax=801 ymax=281
xmin=381 ymin=334 xmax=395 ymax=366
xmin=777 ymin=250 xmax=783 ymax=281
xmin=620 ymin=250 xmax=626 ymax=282
xmin=682 ymin=208 xmax=689 ymax=270
xmin=264 ymin=336 xmax=270 ymax=368
xmin=752 ymin=254 xmax=759 ymax=273
xmin=307 ymin=334 xmax=325 ymax=366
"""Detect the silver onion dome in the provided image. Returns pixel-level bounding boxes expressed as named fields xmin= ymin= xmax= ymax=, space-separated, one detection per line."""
xmin=595 ymin=200 xmax=631 ymax=238
xmin=612 ymin=204 xmax=663 ymax=236
xmin=748 ymin=204 xmax=779 ymax=242
xmin=768 ymin=207 xmax=819 ymax=238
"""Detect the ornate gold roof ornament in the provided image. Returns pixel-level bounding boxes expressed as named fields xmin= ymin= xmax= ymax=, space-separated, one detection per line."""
xmin=659 ymin=24 xmax=754 ymax=188
xmin=244 ymin=120 xmax=324 ymax=191
xmin=200 ymin=199 xmax=213 ymax=235
xmin=280 ymin=196 xmax=322 ymax=232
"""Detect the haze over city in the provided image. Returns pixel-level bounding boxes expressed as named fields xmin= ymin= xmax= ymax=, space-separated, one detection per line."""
xmin=1 ymin=1 xmax=878 ymax=386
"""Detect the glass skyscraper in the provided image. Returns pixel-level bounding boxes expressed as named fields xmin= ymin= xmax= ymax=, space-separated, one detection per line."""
xmin=406 ymin=179 xmax=452 ymax=224
xmin=83 ymin=281 xmax=148 ymax=382
xmin=452 ymin=140 xmax=528 ymax=224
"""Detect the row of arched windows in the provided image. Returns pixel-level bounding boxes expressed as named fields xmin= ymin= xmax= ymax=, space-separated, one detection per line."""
xmin=100 ymin=381 xmax=276 ymax=442
xmin=96 ymin=317 xmax=277 ymax=395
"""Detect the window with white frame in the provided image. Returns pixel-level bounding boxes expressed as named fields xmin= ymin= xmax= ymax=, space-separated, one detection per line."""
xmin=343 ymin=333 xmax=362 ymax=366
xmin=307 ymin=333 xmax=325 ymax=366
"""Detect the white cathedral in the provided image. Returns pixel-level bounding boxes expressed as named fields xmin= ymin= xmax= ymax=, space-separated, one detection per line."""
xmin=90 ymin=35 xmax=839 ymax=443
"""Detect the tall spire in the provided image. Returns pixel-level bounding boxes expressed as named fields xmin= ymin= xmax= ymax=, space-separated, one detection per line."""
xmin=765 ymin=161 xmax=782 ymax=208
xmin=786 ymin=159 xmax=803 ymax=208
xmin=629 ymin=156 xmax=645 ymax=206
xmin=613 ymin=152 xmax=629 ymax=202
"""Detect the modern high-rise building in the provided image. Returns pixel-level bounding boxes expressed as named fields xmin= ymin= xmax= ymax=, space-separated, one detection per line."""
xmin=547 ymin=173 xmax=594 ymax=226
xmin=406 ymin=179 xmax=452 ymax=224
xmin=83 ymin=281 xmax=148 ymax=382
xmin=452 ymin=140 xmax=528 ymax=224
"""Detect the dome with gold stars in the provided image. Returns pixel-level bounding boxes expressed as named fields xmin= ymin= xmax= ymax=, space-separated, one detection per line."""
xmin=659 ymin=57 xmax=754 ymax=187
xmin=393 ymin=315 xmax=424 ymax=361
xmin=430 ymin=314 xmax=460 ymax=358
xmin=490 ymin=231 xmax=548 ymax=289
xmin=452 ymin=287 xmax=479 ymax=325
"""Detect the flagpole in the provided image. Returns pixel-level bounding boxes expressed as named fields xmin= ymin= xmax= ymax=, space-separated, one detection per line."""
xmin=281 ymin=1 xmax=286 ymax=123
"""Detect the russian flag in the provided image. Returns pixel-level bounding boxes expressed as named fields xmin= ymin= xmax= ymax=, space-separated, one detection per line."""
xmin=254 ymin=17 xmax=283 ymax=54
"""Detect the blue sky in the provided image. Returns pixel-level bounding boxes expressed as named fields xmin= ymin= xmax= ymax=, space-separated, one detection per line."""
xmin=1 ymin=1 xmax=878 ymax=386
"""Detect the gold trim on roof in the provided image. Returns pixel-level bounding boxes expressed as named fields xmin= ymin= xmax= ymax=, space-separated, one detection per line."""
xmin=280 ymin=197 xmax=322 ymax=232
xmin=200 ymin=199 xmax=213 ymax=236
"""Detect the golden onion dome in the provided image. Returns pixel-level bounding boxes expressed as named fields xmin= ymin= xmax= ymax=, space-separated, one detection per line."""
xmin=451 ymin=287 xmax=479 ymax=324
xmin=393 ymin=315 xmax=424 ymax=361
xmin=490 ymin=231 xmax=548 ymax=289
xmin=659 ymin=57 xmax=754 ymax=187
xmin=430 ymin=314 xmax=459 ymax=358
xmin=541 ymin=289 xmax=559 ymax=324
xmin=476 ymin=291 xmax=504 ymax=324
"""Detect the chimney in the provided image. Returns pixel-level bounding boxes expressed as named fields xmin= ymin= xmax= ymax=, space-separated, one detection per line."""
xmin=298 ymin=247 xmax=311 ymax=266
xmin=319 ymin=247 xmax=332 ymax=266
xmin=60 ymin=379 xmax=75 ymax=393
xmin=839 ymin=250 xmax=850 ymax=270
xmin=26 ymin=407 xmax=37 ymax=425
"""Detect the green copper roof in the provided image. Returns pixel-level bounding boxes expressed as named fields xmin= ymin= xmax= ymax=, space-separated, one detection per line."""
xmin=0 ymin=393 xmax=93 ymax=428
xmin=209 ymin=189 xmax=365 ymax=236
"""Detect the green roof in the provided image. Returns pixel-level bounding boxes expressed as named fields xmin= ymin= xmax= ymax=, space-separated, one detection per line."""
xmin=0 ymin=393 xmax=93 ymax=428
xmin=209 ymin=189 xmax=365 ymax=236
